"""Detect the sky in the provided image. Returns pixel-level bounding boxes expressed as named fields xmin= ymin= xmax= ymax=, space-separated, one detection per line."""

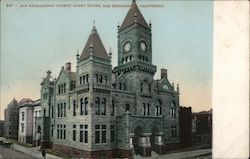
xmin=0 ymin=0 xmax=213 ymax=120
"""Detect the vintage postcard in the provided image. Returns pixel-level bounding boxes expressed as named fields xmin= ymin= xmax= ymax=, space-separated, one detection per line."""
xmin=1 ymin=0 xmax=247 ymax=159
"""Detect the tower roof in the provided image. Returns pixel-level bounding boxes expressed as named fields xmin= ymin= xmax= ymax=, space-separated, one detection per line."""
xmin=80 ymin=25 xmax=109 ymax=60
xmin=119 ymin=0 xmax=149 ymax=31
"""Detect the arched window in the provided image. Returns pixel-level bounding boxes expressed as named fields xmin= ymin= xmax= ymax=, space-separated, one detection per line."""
xmin=129 ymin=56 xmax=132 ymax=61
xmin=122 ymin=58 xmax=125 ymax=64
xmin=148 ymin=84 xmax=151 ymax=93
xmin=99 ymin=75 xmax=103 ymax=83
xmin=125 ymin=57 xmax=128 ymax=63
xmin=58 ymin=104 xmax=60 ymax=117
xmin=63 ymin=83 xmax=66 ymax=93
xmin=101 ymin=98 xmax=106 ymax=115
xmin=58 ymin=85 xmax=61 ymax=94
xmin=84 ymin=97 xmax=88 ymax=115
xmin=124 ymin=83 xmax=126 ymax=91
xmin=95 ymin=97 xmax=100 ymax=115
xmin=111 ymin=100 xmax=115 ymax=116
xmin=155 ymin=99 xmax=162 ymax=116
xmin=80 ymin=77 xmax=82 ymax=85
xmin=86 ymin=74 xmax=89 ymax=83
xmin=119 ymin=83 xmax=122 ymax=90
xmin=80 ymin=98 xmax=84 ymax=115
xmin=139 ymin=55 xmax=141 ymax=60
xmin=95 ymin=74 xmax=98 ymax=83
xmin=145 ymin=57 xmax=148 ymax=62
xmin=171 ymin=102 xmax=176 ymax=119
xmin=83 ymin=75 xmax=85 ymax=83
xmin=142 ymin=56 xmax=145 ymax=61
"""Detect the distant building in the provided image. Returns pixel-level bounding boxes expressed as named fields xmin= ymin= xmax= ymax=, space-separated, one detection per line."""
xmin=0 ymin=120 xmax=4 ymax=137
xmin=18 ymin=98 xmax=42 ymax=145
xmin=32 ymin=100 xmax=42 ymax=146
xmin=4 ymin=98 xmax=19 ymax=139
xmin=179 ymin=106 xmax=192 ymax=148
xmin=192 ymin=109 xmax=212 ymax=146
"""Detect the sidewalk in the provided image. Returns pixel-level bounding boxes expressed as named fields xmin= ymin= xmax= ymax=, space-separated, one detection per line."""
xmin=134 ymin=148 xmax=212 ymax=159
xmin=12 ymin=144 xmax=63 ymax=159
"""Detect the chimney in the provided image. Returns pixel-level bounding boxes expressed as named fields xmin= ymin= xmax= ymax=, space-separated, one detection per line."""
xmin=161 ymin=69 xmax=167 ymax=79
xmin=65 ymin=62 xmax=71 ymax=72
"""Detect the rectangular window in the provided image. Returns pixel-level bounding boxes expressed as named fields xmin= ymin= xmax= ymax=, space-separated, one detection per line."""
xmin=111 ymin=125 xmax=115 ymax=142
xmin=64 ymin=125 xmax=66 ymax=139
xmin=101 ymin=125 xmax=106 ymax=143
xmin=171 ymin=125 xmax=177 ymax=138
xmin=57 ymin=125 xmax=59 ymax=139
xmin=51 ymin=106 xmax=54 ymax=118
xmin=95 ymin=125 xmax=100 ymax=143
xmin=147 ymin=103 xmax=150 ymax=115
xmin=80 ymin=130 xmax=83 ymax=142
xmin=64 ymin=103 xmax=66 ymax=117
xmin=84 ymin=125 xmax=88 ymax=143
xmin=73 ymin=100 xmax=76 ymax=116
xmin=21 ymin=123 xmax=24 ymax=133
xmin=141 ymin=83 xmax=143 ymax=92
xmin=143 ymin=103 xmax=146 ymax=115
xmin=73 ymin=125 xmax=76 ymax=141
xmin=60 ymin=125 xmax=63 ymax=139
xmin=51 ymin=124 xmax=54 ymax=137
xmin=61 ymin=103 xmax=63 ymax=117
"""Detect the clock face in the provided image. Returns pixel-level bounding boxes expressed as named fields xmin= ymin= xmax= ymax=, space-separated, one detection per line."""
xmin=163 ymin=85 xmax=169 ymax=90
xmin=123 ymin=42 xmax=131 ymax=53
xmin=140 ymin=41 xmax=147 ymax=51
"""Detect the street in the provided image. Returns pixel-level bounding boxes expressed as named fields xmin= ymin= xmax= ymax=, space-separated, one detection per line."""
xmin=0 ymin=145 xmax=34 ymax=159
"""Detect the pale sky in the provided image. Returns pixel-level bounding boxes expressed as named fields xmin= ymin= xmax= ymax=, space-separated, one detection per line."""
xmin=0 ymin=0 xmax=213 ymax=120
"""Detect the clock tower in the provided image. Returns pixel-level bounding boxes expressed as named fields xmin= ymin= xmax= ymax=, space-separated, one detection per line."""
xmin=114 ymin=0 xmax=157 ymax=92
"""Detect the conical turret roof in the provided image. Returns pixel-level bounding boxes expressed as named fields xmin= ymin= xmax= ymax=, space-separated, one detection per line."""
xmin=80 ymin=26 xmax=109 ymax=60
xmin=119 ymin=0 xmax=149 ymax=31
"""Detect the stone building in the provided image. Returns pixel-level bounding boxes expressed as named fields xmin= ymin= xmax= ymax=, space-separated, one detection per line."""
xmin=4 ymin=98 xmax=19 ymax=140
xmin=18 ymin=98 xmax=42 ymax=145
xmin=39 ymin=1 xmax=180 ymax=158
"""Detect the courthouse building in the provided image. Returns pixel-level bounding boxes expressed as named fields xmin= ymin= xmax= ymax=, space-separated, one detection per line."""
xmin=39 ymin=1 xmax=180 ymax=158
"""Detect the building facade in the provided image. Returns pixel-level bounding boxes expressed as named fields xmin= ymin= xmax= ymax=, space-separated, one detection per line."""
xmin=4 ymin=98 xmax=19 ymax=140
xmin=40 ymin=1 xmax=180 ymax=158
xmin=179 ymin=106 xmax=192 ymax=148
xmin=18 ymin=99 xmax=42 ymax=145
xmin=0 ymin=120 xmax=4 ymax=137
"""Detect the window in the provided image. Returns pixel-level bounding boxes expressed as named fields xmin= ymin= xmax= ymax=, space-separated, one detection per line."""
xmin=51 ymin=106 xmax=54 ymax=118
xmin=171 ymin=125 xmax=177 ymax=138
xmin=124 ymin=83 xmax=126 ymax=91
xmin=64 ymin=102 xmax=66 ymax=117
xmin=101 ymin=125 xmax=106 ymax=143
xmin=95 ymin=125 xmax=100 ymax=143
xmin=83 ymin=75 xmax=85 ymax=83
xmin=143 ymin=103 xmax=146 ymax=115
xmin=155 ymin=99 xmax=162 ymax=116
xmin=63 ymin=125 xmax=66 ymax=139
xmin=99 ymin=75 xmax=103 ymax=83
xmin=73 ymin=125 xmax=76 ymax=141
xmin=101 ymin=98 xmax=106 ymax=115
xmin=57 ymin=125 xmax=59 ymax=139
xmin=80 ymin=77 xmax=82 ymax=84
xmin=51 ymin=124 xmax=54 ymax=137
xmin=58 ymin=85 xmax=60 ymax=94
xmin=60 ymin=125 xmax=63 ymax=139
xmin=63 ymin=83 xmax=66 ymax=93
xmin=148 ymin=84 xmax=151 ymax=93
xmin=60 ymin=103 xmax=63 ymax=117
xmin=111 ymin=100 xmax=115 ymax=116
xmin=21 ymin=123 xmax=24 ymax=133
xmin=141 ymin=83 xmax=143 ymax=92
xmin=125 ymin=104 xmax=130 ymax=112
xmin=21 ymin=112 xmax=24 ymax=121
xmin=73 ymin=100 xmax=76 ymax=116
xmin=95 ymin=97 xmax=100 ymax=115
xmin=84 ymin=97 xmax=88 ymax=115
xmin=111 ymin=125 xmax=115 ymax=142
xmin=80 ymin=98 xmax=84 ymax=115
xmin=147 ymin=104 xmax=150 ymax=115
xmin=80 ymin=125 xmax=83 ymax=142
xmin=86 ymin=74 xmax=89 ymax=83
xmin=119 ymin=83 xmax=122 ymax=90
xmin=171 ymin=108 xmax=176 ymax=118
xmin=84 ymin=125 xmax=88 ymax=143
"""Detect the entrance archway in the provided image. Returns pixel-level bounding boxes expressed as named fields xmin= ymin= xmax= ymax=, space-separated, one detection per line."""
xmin=150 ymin=125 xmax=159 ymax=152
xmin=133 ymin=126 xmax=142 ymax=155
